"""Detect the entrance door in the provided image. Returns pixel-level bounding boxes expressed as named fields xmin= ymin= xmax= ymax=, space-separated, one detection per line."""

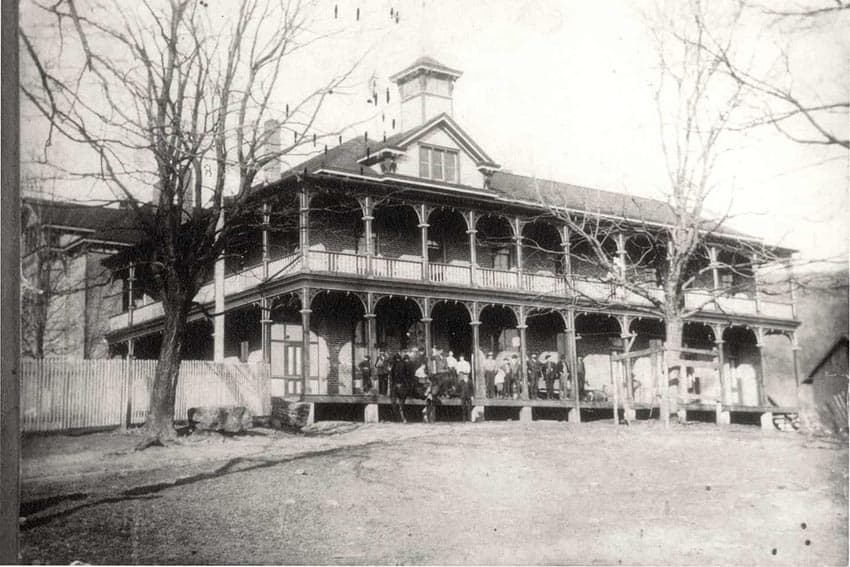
xmin=270 ymin=323 xmax=320 ymax=397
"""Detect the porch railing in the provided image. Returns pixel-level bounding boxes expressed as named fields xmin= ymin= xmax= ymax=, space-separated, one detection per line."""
xmin=110 ymin=251 xmax=796 ymax=332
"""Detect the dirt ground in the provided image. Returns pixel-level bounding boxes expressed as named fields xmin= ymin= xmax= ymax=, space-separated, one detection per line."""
xmin=19 ymin=420 xmax=849 ymax=565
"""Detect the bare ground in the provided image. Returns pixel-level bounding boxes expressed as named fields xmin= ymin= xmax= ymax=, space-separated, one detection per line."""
xmin=20 ymin=421 xmax=849 ymax=565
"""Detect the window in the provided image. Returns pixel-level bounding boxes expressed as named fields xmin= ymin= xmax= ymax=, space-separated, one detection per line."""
xmin=418 ymin=145 xmax=458 ymax=183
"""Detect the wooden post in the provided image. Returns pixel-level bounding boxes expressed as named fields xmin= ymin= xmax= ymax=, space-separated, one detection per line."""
xmin=300 ymin=287 xmax=312 ymax=399
xmin=518 ymin=306 xmax=529 ymax=400
xmin=299 ymin=187 xmax=311 ymax=270
xmin=213 ymin=208 xmax=226 ymax=361
xmin=755 ymin=327 xmax=767 ymax=407
xmin=470 ymin=317 xmax=482 ymax=397
xmin=565 ymin=308 xmax=580 ymax=409
xmin=362 ymin=196 xmax=373 ymax=277
xmin=611 ymin=352 xmax=619 ymax=425
xmin=419 ymin=211 xmax=430 ymax=282
xmin=514 ymin=217 xmax=523 ymax=288
xmin=0 ymin=2 xmax=21 ymax=555
xmin=467 ymin=211 xmax=477 ymax=286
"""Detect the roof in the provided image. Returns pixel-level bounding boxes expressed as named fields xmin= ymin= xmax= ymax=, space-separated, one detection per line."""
xmin=272 ymin=123 xmax=764 ymax=243
xmin=805 ymin=335 xmax=849 ymax=382
xmin=389 ymin=56 xmax=463 ymax=83
xmin=22 ymin=197 xmax=144 ymax=245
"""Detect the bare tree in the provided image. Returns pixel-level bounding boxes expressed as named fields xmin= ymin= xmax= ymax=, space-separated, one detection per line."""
xmin=693 ymin=0 xmax=849 ymax=148
xmin=532 ymin=0 xmax=796 ymax=409
xmin=21 ymin=0 xmax=362 ymax=441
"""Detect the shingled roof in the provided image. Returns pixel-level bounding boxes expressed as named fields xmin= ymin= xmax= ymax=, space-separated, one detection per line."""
xmin=23 ymin=197 xmax=144 ymax=245
xmin=273 ymin=125 xmax=761 ymax=243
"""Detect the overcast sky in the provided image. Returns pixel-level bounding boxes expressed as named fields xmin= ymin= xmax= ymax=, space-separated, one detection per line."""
xmin=23 ymin=0 xmax=849 ymax=264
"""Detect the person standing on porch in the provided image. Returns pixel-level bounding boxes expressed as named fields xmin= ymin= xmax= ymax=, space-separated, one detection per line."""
xmin=459 ymin=372 xmax=473 ymax=422
xmin=358 ymin=354 xmax=373 ymax=394
xmin=431 ymin=346 xmax=447 ymax=375
xmin=456 ymin=354 xmax=471 ymax=382
xmin=510 ymin=354 xmax=521 ymax=398
xmin=543 ymin=354 xmax=557 ymax=400
xmin=482 ymin=352 xmax=498 ymax=398
xmin=375 ymin=349 xmax=390 ymax=396
xmin=446 ymin=350 xmax=458 ymax=378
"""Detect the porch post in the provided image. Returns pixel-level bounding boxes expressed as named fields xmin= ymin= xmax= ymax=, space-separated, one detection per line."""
xmin=560 ymin=224 xmax=572 ymax=281
xmin=791 ymin=331 xmax=801 ymax=388
xmin=514 ymin=217 xmax=523 ymax=288
xmin=751 ymin=253 xmax=762 ymax=314
xmin=299 ymin=186 xmax=311 ymax=271
xmin=261 ymin=204 xmax=272 ymax=363
xmin=362 ymin=196 xmax=374 ymax=277
xmin=467 ymin=211 xmax=477 ymax=286
xmin=419 ymin=205 xmax=430 ymax=282
xmin=615 ymin=232 xmax=627 ymax=298
xmin=755 ymin=327 xmax=767 ymax=406
xmin=518 ymin=305 xmax=529 ymax=400
xmin=712 ymin=323 xmax=727 ymax=405
xmin=300 ymin=287 xmax=312 ymax=399
xmin=565 ymin=307 xmax=580 ymax=420
xmin=127 ymin=263 xmax=136 ymax=359
xmin=709 ymin=246 xmax=720 ymax=290
xmin=421 ymin=296 xmax=432 ymax=373
xmin=470 ymin=300 xmax=482 ymax=397
xmin=213 ymin=208 xmax=226 ymax=362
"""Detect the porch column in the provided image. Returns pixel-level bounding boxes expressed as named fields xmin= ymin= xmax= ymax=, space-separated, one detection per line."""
xmin=518 ymin=305 xmax=529 ymax=400
xmin=300 ymin=287 xmax=312 ymax=399
xmin=419 ymin=205 xmax=430 ymax=282
xmin=560 ymin=225 xmax=572 ymax=283
xmin=422 ymin=297 xmax=432 ymax=372
xmin=755 ymin=327 xmax=767 ymax=406
xmin=709 ymin=246 xmax=720 ymax=290
xmin=514 ymin=217 xmax=523 ymax=288
xmin=752 ymin=254 xmax=762 ymax=314
xmin=789 ymin=266 xmax=797 ymax=318
xmin=467 ymin=211 xmax=477 ymax=286
xmin=791 ymin=331 xmax=801 ymax=388
xmin=127 ymin=264 xmax=136 ymax=359
xmin=261 ymin=205 xmax=272 ymax=363
xmin=713 ymin=334 xmax=727 ymax=405
xmin=366 ymin=292 xmax=377 ymax=363
xmin=260 ymin=298 xmax=272 ymax=364
xmin=213 ymin=208 xmax=226 ymax=362
xmin=362 ymin=196 xmax=374 ymax=277
xmin=299 ymin=186 xmax=311 ymax=271
xmin=470 ymin=300 xmax=482 ymax=397
xmin=615 ymin=232 xmax=627 ymax=298
xmin=565 ymin=307 xmax=580 ymax=419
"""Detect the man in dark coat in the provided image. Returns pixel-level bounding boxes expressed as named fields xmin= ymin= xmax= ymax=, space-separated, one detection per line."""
xmin=358 ymin=354 xmax=373 ymax=394
xmin=375 ymin=349 xmax=390 ymax=395
xmin=459 ymin=374 xmax=473 ymax=422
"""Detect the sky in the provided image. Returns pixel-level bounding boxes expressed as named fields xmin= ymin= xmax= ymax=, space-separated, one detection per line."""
xmin=21 ymin=0 xmax=849 ymax=264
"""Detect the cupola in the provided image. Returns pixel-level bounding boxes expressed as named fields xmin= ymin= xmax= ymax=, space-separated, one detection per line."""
xmin=390 ymin=56 xmax=462 ymax=130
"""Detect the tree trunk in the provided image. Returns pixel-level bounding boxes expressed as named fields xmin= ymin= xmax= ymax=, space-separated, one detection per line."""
xmin=664 ymin=314 xmax=685 ymax=404
xmin=143 ymin=289 xmax=191 ymax=441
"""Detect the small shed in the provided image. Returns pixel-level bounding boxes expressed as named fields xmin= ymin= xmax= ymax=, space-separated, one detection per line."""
xmin=799 ymin=335 xmax=848 ymax=433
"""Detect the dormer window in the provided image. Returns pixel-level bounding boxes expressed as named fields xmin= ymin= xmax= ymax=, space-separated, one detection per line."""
xmin=419 ymin=145 xmax=458 ymax=183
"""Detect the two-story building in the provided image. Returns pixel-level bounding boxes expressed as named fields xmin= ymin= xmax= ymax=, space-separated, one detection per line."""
xmin=105 ymin=57 xmax=801 ymax=421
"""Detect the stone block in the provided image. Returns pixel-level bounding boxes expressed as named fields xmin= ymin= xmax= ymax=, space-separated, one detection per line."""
xmin=718 ymin=410 xmax=731 ymax=426
xmin=568 ymin=408 xmax=581 ymax=423
xmin=471 ymin=406 xmax=485 ymax=423
xmin=270 ymin=398 xmax=313 ymax=431
xmin=520 ymin=406 xmax=532 ymax=423
xmin=760 ymin=412 xmax=774 ymax=430
xmin=624 ymin=408 xmax=636 ymax=422
xmin=676 ymin=409 xmax=687 ymax=424
xmin=188 ymin=406 xmax=253 ymax=433
xmin=364 ymin=403 xmax=379 ymax=423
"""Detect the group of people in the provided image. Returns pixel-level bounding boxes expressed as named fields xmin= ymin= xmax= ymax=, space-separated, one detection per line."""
xmin=356 ymin=346 xmax=588 ymax=416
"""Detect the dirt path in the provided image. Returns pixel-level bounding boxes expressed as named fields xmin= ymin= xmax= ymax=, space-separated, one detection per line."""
xmin=20 ymin=422 xmax=848 ymax=565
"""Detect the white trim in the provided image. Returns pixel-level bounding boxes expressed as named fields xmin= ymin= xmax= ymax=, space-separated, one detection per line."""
xmin=312 ymin=168 xmax=496 ymax=198
xmin=397 ymin=115 xmax=497 ymax=167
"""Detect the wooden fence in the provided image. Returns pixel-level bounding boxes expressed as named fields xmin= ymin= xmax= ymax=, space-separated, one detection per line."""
xmin=20 ymin=359 xmax=271 ymax=433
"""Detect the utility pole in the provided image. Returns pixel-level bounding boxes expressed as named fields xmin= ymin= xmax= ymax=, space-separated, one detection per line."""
xmin=1 ymin=0 xmax=22 ymax=561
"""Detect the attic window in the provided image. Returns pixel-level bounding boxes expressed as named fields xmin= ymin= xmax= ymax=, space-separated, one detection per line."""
xmin=419 ymin=145 xmax=458 ymax=183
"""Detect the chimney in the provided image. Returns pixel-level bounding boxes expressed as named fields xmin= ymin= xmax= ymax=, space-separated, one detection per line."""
xmin=389 ymin=56 xmax=462 ymax=130
xmin=262 ymin=119 xmax=281 ymax=182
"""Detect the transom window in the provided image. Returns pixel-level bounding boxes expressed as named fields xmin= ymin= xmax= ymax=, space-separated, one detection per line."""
xmin=419 ymin=145 xmax=458 ymax=183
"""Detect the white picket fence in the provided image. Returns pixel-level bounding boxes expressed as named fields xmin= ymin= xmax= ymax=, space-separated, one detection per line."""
xmin=20 ymin=359 xmax=272 ymax=433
